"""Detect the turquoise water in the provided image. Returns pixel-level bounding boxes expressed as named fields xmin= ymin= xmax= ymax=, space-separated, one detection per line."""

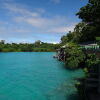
xmin=0 ymin=52 xmax=84 ymax=100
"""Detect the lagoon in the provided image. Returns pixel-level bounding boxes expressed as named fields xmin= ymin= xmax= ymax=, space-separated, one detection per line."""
xmin=0 ymin=52 xmax=83 ymax=100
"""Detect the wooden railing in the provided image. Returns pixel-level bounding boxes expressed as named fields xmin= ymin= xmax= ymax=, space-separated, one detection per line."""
xmin=80 ymin=45 xmax=100 ymax=51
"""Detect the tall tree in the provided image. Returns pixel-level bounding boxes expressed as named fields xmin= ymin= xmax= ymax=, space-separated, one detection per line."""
xmin=76 ymin=0 xmax=100 ymax=39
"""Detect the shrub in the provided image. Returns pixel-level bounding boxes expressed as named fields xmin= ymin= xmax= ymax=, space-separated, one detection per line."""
xmin=64 ymin=43 xmax=85 ymax=69
xmin=85 ymin=54 xmax=100 ymax=68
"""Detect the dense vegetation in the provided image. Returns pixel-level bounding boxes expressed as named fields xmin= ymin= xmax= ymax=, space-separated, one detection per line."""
xmin=0 ymin=41 xmax=59 ymax=52
xmin=64 ymin=43 xmax=86 ymax=69
xmin=61 ymin=0 xmax=100 ymax=44
xmin=59 ymin=0 xmax=100 ymax=70
xmin=59 ymin=0 xmax=100 ymax=99
xmin=63 ymin=43 xmax=99 ymax=69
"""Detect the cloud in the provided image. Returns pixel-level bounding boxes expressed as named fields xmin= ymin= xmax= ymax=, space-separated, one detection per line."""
xmin=47 ymin=25 xmax=75 ymax=33
xmin=3 ymin=3 xmax=39 ymax=17
xmin=15 ymin=16 xmax=69 ymax=29
xmin=3 ymin=2 xmax=75 ymax=32
xmin=51 ymin=0 xmax=61 ymax=4
xmin=0 ymin=2 xmax=77 ymax=43
xmin=3 ymin=2 xmax=74 ymax=32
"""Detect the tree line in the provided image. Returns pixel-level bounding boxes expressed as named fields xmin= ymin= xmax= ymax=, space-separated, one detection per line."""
xmin=0 ymin=40 xmax=59 ymax=52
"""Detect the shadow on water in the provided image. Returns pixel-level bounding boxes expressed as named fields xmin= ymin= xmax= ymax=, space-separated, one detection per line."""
xmin=45 ymin=80 xmax=80 ymax=100
xmin=67 ymin=94 xmax=80 ymax=100
xmin=46 ymin=94 xmax=80 ymax=100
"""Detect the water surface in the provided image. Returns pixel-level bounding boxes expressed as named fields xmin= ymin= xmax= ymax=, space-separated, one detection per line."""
xmin=0 ymin=52 xmax=83 ymax=100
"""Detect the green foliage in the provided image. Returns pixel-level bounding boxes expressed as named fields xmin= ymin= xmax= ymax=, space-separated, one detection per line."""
xmin=96 ymin=37 xmax=100 ymax=41
xmin=76 ymin=0 xmax=100 ymax=24
xmin=0 ymin=41 xmax=58 ymax=52
xmin=76 ymin=54 xmax=100 ymax=99
xmin=72 ymin=22 xmax=86 ymax=42
xmin=64 ymin=0 xmax=100 ymax=98
xmin=60 ymin=0 xmax=100 ymax=44
xmin=85 ymin=54 xmax=100 ymax=68
xmin=76 ymin=0 xmax=100 ymax=40
xmin=64 ymin=43 xmax=85 ymax=69
xmin=96 ymin=37 xmax=100 ymax=44
xmin=63 ymin=43 xmax=100 ymax=69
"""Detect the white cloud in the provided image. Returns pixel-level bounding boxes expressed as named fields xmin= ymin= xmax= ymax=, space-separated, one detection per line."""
xmin=0 ymin=2 xmax=77 ymax=43
xmin=0 ymin=21 xmax=32 ymax=34
xmin=3 ymin=3 xmax=39 ymax=17
xmin=47 ymin=25 xmax=75 ymax=33
xmin=2 ymin=2 xmax=76 ymax=34
xmin=15 ymin=16 xmax=69 ymax=29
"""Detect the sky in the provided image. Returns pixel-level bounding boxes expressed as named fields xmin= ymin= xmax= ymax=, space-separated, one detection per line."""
xmin=0 ymin=0 xmax=88 ymax=43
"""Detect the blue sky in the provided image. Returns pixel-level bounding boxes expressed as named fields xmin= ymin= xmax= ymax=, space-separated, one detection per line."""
xmin=0 ymin=0 xmax=88 ymax=43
